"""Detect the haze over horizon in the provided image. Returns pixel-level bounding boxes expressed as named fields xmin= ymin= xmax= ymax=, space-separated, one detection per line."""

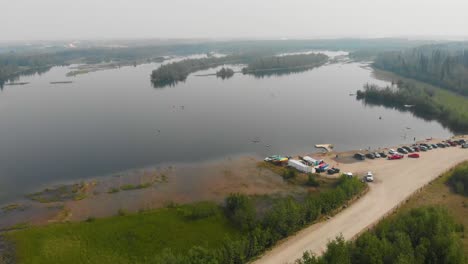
xmin=2 ymin=0 xmax=468 ymax=42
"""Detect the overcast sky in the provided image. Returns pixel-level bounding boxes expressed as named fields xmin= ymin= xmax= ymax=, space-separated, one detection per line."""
xmin=1 ymin=0 xmax=468 ymax=41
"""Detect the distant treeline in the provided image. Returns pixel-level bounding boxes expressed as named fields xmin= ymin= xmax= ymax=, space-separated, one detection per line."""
xmin=151 ymin=53 xmax=329 ymax=87
xmin=0 ymin=46 xmax=179 ymax=87
xmin=1 ymin=38 xmax=432 ymax=88
xmin=155 ymin=175 xmax=366 ymax=263
xmin=374 ymin=43 xmax=468 ymax=96
xmin=356 ymin=80 xmax=468 ymax=133
xmin=297 ymin=206 xmax=465 ymax=264
xmin=241 ymin=53 xmax=328 ymax=76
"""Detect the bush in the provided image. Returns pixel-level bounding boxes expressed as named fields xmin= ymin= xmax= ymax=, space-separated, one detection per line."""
xmin=306 ymin=173 xmax=320 ymax=187
xmin=179 ymin=202 xmax=219 ymax=220
xmin=447 ymin=163 xmax=468 ymax=196
xmin=282 ymin=168 xmax=297 ymax=180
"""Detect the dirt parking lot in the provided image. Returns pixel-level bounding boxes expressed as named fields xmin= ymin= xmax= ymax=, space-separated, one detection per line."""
xmin=254 ymin=139 xmax=468 ymax=264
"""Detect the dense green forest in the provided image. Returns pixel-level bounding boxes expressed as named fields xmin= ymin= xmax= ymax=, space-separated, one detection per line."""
xmin=297 ymin=206 xmax=465 ymax=264
xmin=6 ymin=175 xmax=365 ymax=263
xmin=150 ymin=55 xmax=248 ymax=87
xmin=241 ymin=53 xmax=328 ymax=76
xmin=447 ymin=162 xmax=468 ymax=196
xmin=356 ymin=80 xmax=468 ymax=133
xmin=374 ymin=43 xmax=468 ymax=96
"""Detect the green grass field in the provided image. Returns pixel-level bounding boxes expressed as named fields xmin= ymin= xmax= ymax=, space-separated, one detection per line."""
xmin=5 ymin=204 xmax=241 ymax=264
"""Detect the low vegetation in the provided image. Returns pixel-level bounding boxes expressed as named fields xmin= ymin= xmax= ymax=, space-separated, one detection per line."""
xmin=447 ymin=161 xmax=468 ymax=196
xmin=6 ymin=176 xmax=365 ymax=263
xmin=26 ymin=182 xmax=95 ymax=203
xmin=119 ymin=182 xmax=152 ymax=191
xmin=297 ymin=206 xmax=465 ymax=264
xmin=6 ymin=203 xmax=240 ymax=264
xmin=356 ymin=79 xmax=468 ymax=133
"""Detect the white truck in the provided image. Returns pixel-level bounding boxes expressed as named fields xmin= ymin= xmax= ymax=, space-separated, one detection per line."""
xmin=288 ymin=159 xmax=315 ymax=173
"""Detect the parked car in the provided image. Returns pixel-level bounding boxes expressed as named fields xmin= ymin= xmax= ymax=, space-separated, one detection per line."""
xmin=366 ymin=153 xmax=376 ymax=159
xmin=365 ymin=171 xmax=374 ymax=182
xmin=316 ymin=167 xmax=325 ymax=173
xmin=447 ymin=140 xmax=458 ymax=146
xmin=436 ymin=143 xmax=445 ymax=148
xmin=397 ymin=147 xmax=408 ymax=154
xmin=354 ymin=153 xmax=365 ymax=160
xmin=408 ymin=153 xmax=420 ymax=158
xmin=444 ymin=142 xmax=451 ymax=147
xmin=421 ymin=143 xmax=432 ymax=150
xmin=431 ymin=144 xmax=438 ymax=149
xmin=373 ymin=152 xmax=381 ymax=158
xmin=457 ymin=139 xmax=466 ymax=144
xmin=379 ymin=151 xmax=387 ymax=158
xmin=327 ymin=167 xmax=340 ymax=175
xmin=462 ymin=143 xmax=468 ymax=149
xmin=388 ymin=154 xmax=404 ymax=160
xmin=403 ymin=146 xmax=414 ymax=153
xmin=345 ymin=172 xmax=353 ymax=178
xmin=412 ymin=146 xmax=420 ymax=152
xmin=419 ymin=145 xmax=428 ymax=151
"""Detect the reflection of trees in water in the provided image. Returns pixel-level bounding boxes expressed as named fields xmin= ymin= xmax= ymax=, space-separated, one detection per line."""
xmin=151 ymin=79 xmax=182 ymax=89
xmin=245 ymin=66 xmax=320 ymax=79
xmin=355 ymin=82 xmax=466 ymax=133
xmin=0 ymin=66 xmax=52 ymax=90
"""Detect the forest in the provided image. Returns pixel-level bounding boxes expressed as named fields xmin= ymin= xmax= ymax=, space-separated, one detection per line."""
xmin=356 ymin=80 xmax=468 ymax=133
xmin=297 ymin=206 xmax=465 ymax=264
xmin=150 ymin=55 xmax=248 ymax=87
xmin=241 ymin=53 xmax=328 ymax=76
xmin=373 ymin=43 xmax=468 ymax=96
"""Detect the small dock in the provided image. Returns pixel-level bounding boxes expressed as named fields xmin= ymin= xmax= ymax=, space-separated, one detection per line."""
xmin=315 ymin=144 xmax=334 ymax=152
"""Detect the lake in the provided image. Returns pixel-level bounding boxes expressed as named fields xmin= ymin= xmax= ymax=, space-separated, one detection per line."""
xmin=0 ymin=54 xmax=452 ymax=204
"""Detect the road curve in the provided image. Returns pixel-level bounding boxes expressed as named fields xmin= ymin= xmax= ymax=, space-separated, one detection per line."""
xmin=253 ymin=144 xmax=468 ymax=264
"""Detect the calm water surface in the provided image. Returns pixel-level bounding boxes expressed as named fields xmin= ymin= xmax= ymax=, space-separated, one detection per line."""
xmin=0 ymin=56 xmax=452 ymax=204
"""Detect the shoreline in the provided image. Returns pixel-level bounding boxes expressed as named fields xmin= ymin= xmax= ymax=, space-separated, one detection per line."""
xmin=1 ymin=135 xmax=466 ymax=231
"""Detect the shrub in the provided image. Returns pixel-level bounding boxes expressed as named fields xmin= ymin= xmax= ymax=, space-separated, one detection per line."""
xmin=306 ymin=173 xmax=320 ymax=187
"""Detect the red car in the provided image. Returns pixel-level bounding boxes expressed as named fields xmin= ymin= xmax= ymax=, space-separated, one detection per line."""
xmin=408 ymin=153 xmax=420 ymax=158
xmin=388 ymin=154 xmax=404 ymax=160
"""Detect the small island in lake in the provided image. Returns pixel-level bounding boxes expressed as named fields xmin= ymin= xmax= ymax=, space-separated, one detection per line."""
xmin=241 ymin=53 xmax=328 ymax=76
xmin=216 ymin=67 xmax=235 ymax=79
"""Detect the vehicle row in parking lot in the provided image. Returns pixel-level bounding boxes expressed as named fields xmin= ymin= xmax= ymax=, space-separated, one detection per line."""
xmin=354 ymin=138 xmax=466 ymax=161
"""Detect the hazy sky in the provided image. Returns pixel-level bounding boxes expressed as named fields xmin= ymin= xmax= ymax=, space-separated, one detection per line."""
xmin=1 ymin=0 xmax=468 ymax=41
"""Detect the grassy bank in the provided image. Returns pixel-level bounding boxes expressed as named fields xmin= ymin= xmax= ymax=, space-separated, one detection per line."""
xmin=5 ymin=203 xmax=240 ymax=264
xmin=4 ymin=175 xmax=366 ymax=264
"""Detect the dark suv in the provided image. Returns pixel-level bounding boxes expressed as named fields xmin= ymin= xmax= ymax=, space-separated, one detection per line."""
xmin=354 ymin=153 xmax=365 ymax=160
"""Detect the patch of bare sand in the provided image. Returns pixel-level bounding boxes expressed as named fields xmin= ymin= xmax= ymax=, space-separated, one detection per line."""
xmin=253 ymin=140 xmax=468 ymax=264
